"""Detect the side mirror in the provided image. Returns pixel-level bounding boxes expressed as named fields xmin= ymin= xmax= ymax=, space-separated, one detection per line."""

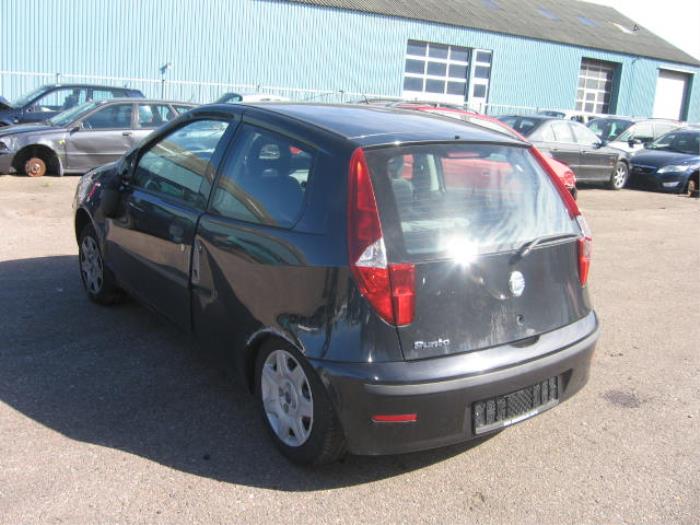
xmin=69 ymin=125 xmax=81 ymax=134
xmin=628 ymin=138 xmax=642 ymax=147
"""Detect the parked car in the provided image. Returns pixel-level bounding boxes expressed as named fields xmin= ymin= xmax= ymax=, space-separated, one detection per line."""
xmin=588 ymin=117 xmax=680 ymax=153
xmin=74 ymin=104 xmax=599 ymax=464
xmin=379 ymin=104 xmax=578 ymax=198
xmin=538 ymin=110 xmax=599 ymax=124
xmin=629 ymin=128 xmax=700 ymax=195
xmin=499 ymin=115 xmax=630 ymax=189
xmin=0 ymin=84 xmax=144 ymax=127
xmin=216 ymin=92 xmax=289 ymax=104
xmin=0 ymin=99 xmax=195 ymax=177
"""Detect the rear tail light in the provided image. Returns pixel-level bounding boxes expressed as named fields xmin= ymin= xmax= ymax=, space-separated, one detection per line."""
xmin=347 ymin=148 xmax=416 ymax=326
xmin=531 ymin=146 xmax=592 ymax=286
xmin=576 ymin=215 xmax=592 ymax=286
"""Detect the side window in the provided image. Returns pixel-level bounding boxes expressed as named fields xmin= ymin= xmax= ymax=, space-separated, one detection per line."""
xmin=132 ymin=120 xmax=230 ymax=208
xmin=535 ymin=123 xmax=556 ymax=142
xmin=210 ymin=125 xmax=313 ymax=228
xmin=631 ymin=122 xmax=653 ymax=141
xmin=654 ymin=123 xmax=677 ymax=138
xmin=90 ymin=89 xmax=122 ymax=102
xmin=173 ymin=105 xmax=194 ymax=115
xmin=551 ymin=122 xmax=575 ymax=143
xmin=571 ymin=123 xmax=599 ymax=145
xmin=82 ymin=104 xmax=133 ymax=129
xmin=137 ymin=104 xmax=178 ymax=128
xmin=34 ymin=88 xmax=87 ymax=112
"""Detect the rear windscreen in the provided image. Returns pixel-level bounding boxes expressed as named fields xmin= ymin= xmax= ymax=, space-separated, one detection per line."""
xmin=365 ymin=143 xmax=577 ymax=259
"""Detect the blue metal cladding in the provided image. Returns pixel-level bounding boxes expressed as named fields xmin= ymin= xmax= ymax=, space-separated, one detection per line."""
xmin=1 ymin=0 xmax=698 ymax=120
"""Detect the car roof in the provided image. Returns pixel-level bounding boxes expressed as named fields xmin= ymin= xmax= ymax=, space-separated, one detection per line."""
xmin=39 ymin=83 xmax=141 ymax=91
xmin=92 ymin=98 xmax=195 ymax=106
xmin=244 ymin=103 xmax=527 ymax=147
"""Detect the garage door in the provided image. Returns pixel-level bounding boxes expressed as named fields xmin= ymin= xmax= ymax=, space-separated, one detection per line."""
xmin=653 ymin=70 xmax=689 ymax=120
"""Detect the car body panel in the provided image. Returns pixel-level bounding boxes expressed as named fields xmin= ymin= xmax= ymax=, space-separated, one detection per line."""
xmin=629 ymin=133 xmax=700 ymax=192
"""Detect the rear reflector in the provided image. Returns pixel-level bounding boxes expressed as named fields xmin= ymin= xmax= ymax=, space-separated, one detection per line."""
xmin=347 ymin=148 xmax=416 ymax=325
xmin=371 ymin=414 xmax=418 ymax=423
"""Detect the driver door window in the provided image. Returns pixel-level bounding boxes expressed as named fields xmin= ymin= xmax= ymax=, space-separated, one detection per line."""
xmin=34 ymin=88 xmax=88 ymax=112
xmin=82 ymin=104 xmax=133 ymax=129
xmin=132 ymin=119 xmax=231 ymax=209
xmin=571 ymin=123 xmax=600 ymax=146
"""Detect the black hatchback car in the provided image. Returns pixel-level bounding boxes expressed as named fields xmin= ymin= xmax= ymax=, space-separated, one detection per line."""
xmin=73 ymin=104 xmax=599 ymax=464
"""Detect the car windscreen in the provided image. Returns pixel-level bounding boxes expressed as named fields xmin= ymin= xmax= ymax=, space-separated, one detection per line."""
xmin=365 ymin=143 xmax=577 ymax=260
xmin=49 ymin=101 xmax=100 ymax=127
xmin=589 ymin=119 xmax=632 ymax=141
xmin=11 ymin=86 xmax=48 ymax=108
xmin=498 ymin=117 xmax=540 ymax=137
xmin=649 ymin=131 xmax=700 ymax=154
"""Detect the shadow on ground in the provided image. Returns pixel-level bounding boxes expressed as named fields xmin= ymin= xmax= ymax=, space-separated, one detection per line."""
xmin=0 ymin=255 xmax=488 ymax=491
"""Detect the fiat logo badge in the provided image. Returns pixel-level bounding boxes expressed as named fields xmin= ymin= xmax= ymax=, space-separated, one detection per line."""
xmin=509 ymin=271 xmax=525 ymax=297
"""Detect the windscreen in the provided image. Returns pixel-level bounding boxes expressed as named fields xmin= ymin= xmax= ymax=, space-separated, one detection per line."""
xmin=49 ymin=101 xmax=99 ymax=127
xmin=365 ymin=143 xmax=577 ymax=260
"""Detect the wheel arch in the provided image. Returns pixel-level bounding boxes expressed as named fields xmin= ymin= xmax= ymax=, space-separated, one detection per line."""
xmin=74 ymin=207 xmax=95 ymax=244
xmin=12 ymin=143 xmax=63 ymax=176
xmin=243 ymin=329 xmax=306 ymax=394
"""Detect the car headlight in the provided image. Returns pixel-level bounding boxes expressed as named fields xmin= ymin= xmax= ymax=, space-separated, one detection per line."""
xmin=657 ymin=164 xmax=690 ymax=174
xmin=76 ymin=171 xmax=97 ymax=202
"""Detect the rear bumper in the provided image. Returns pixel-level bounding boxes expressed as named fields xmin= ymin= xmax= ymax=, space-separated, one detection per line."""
xmin=312 ymin=312 xmax=599 ymax=455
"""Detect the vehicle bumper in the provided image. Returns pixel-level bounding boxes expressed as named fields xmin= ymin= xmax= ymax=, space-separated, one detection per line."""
xmin=0 ymin=152 xmax=16 ymax=174
xmin=629 ymin=171 xmax=689 ymax=193
xmin=312 ymin=312 xmax=599 ymax=456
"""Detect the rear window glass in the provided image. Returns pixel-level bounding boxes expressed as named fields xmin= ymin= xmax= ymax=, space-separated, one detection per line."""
xmin=365 ymin=143 xmax=577 ymax=259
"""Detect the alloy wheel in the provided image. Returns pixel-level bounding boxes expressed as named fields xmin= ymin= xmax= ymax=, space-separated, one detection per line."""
xmin=260 ymin=349 xmax=314 ymax=447
xmin=80 ymin=235 xmax=104 ymax=294
xmin=613 ymin=163 xmax=628 ymax=189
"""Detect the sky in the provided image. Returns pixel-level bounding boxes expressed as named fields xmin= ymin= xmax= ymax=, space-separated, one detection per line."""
xmin=586 ymin=0 xmax=700 ymax=60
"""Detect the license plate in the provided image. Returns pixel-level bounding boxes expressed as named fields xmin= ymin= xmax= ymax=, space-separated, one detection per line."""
xmin=472 ymin=377 xmax=559 ymax=434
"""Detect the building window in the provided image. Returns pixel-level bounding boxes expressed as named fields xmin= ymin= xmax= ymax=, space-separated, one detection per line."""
xmin=403 ymin=40 xmax=470 ymax=103
xmin=576 ymin=58 xmax=616 ymax=114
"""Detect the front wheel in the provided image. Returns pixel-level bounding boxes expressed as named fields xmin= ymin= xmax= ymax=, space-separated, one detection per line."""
xmin=687 ymin=177 xmax=699 ymax=198
xmin=24 ymin=156 xmax=48 ymax=177
xmin=256 ymin=341 xmax=346 ymax=465
xmin=609 ymin=161 xmax=629 ymax=190
xmin=78 ymin=224 xmax=123 ymax=305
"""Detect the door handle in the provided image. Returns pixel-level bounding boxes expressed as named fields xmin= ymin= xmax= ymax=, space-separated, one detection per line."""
xmin=122 ymin=131 xmax=133 ymax=136
xmin=191 ymin=240 xmax=202 ymax=285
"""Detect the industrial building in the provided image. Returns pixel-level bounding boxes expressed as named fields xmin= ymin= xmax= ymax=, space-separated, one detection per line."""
xmin=1 ymin=0 xmax=698 ymax=120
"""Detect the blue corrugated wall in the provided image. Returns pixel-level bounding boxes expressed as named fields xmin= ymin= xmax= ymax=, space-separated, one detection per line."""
xmin=1 ymin=0 xmax=698 ymax=120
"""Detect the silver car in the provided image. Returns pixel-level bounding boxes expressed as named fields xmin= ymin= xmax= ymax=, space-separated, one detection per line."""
xmin=0 ymin=98 xmax=195 ymax=177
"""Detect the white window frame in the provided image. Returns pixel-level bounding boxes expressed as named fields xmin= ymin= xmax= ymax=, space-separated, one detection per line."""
xmin=402 ymin=40 xmax=471 ymax=104
xmin=576 ymin=59 xmax=615 ymax=114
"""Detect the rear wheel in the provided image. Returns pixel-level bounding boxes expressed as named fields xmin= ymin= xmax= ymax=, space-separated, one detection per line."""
xmin=608 ymin=162 xmax=628 ymax=190
xmin=256 ymin=340 xmax=345 ymax=465
xmin=78 ymin=224 xmax=123 ymax=305
xmin=24 ymin=156 xmax=47 ymax=177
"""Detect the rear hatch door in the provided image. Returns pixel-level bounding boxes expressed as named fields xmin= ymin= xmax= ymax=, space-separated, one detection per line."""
xmin=365 ymin=142 xmax=590 ymax=360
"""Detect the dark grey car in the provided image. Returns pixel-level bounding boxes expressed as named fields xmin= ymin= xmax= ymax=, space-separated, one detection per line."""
xmin=0 ymin=99 xmax=195 ymax=176
xmin=499 ymin=115 xmax=630 ymax=189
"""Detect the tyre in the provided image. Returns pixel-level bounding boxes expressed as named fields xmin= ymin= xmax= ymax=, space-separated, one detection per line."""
xmin=24 ymin=156 xmax=48 ymax=177
xmin=608 ymin=161 xmax=628 ymax=190
xmin=255 ymin=340 xmax=346 ymax=465
xmin=78 ymin=224 xmax=123 ymax=305
xmin=687 ymin=176 xmax=699 ymax=198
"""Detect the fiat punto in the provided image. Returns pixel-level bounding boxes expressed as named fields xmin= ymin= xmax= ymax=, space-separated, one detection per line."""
xmin=73 ymin=104 xmax=599 ymax=464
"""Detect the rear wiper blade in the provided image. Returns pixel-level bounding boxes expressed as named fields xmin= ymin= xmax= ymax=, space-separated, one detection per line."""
xmin=517 ymin=233 xmax=579 ymax=259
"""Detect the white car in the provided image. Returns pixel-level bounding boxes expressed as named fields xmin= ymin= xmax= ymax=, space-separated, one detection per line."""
xmin=588 ymin=117 xmax=681 ymax=154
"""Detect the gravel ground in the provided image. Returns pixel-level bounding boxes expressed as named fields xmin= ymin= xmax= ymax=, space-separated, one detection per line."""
xmin=0 ymin=175 xmax=698 ymax=525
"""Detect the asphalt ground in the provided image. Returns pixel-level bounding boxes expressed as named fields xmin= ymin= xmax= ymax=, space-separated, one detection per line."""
xmin=0 ymin=175 xmax=698 ymax=524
